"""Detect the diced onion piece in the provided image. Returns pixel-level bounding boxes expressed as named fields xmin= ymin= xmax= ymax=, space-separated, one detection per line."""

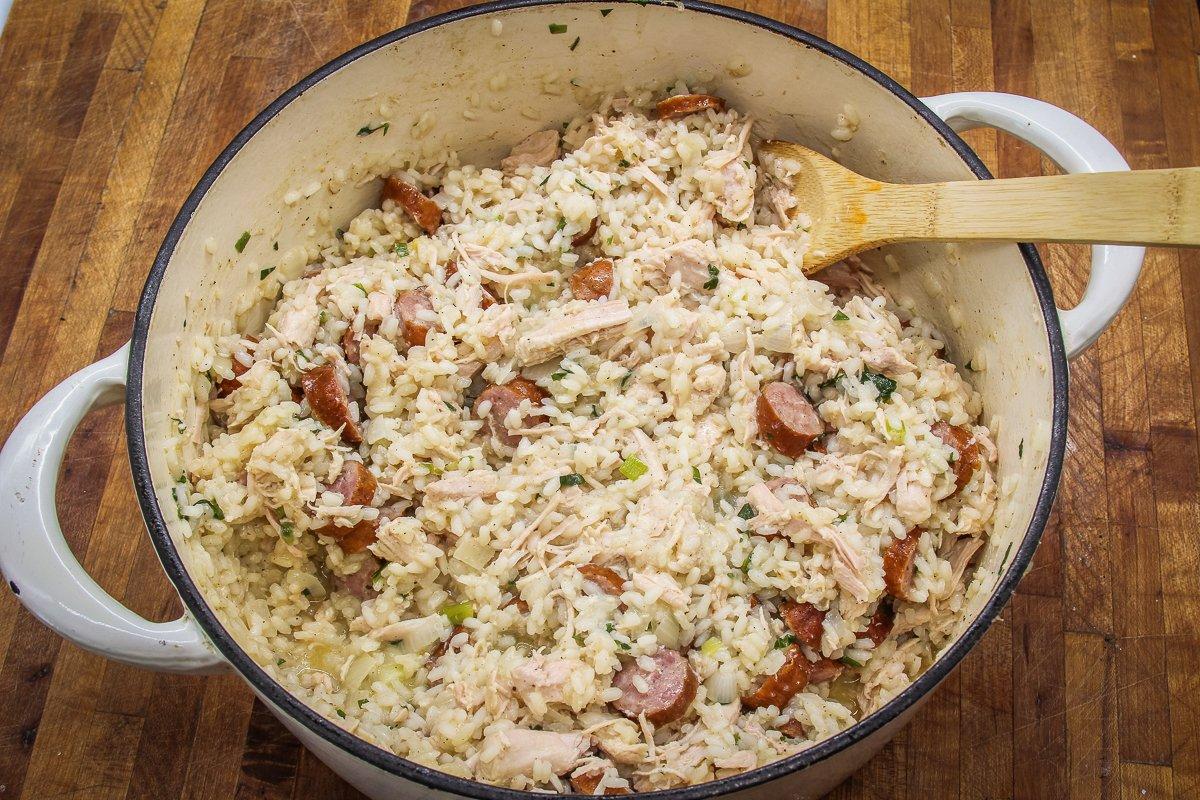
xmin=700 ymin=637 xmax=724 ymax=657
xmin=452 ymin=536 xmax=494 ymax=570
xmin=342 ymin=653 xmax=378 ymax=691
xmin=707 ymin=669 xmax=738 ymax=704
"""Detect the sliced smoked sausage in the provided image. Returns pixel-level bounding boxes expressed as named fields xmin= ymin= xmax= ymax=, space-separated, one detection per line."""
xmin=216 ymin=358 xmax=250 ymax=398
xmin=569 ymin=258 xmax=615 ymax=302
xmin=931 ymin=421 xmax=980 ymax=495
xmin=611 ymin=647 xmax=698 ymax=726
xmin=578 ymin=562 xmax=626 ymax=596
xmin=321 ymin=518 xmax=377 ymax=554
xmin=806 ymin=658 xmax=845 ymax=685
xmin=327 ymin=461 xmax=377 ymax=506
xmin=882 ymin=528 xmax=921 ymax=600
xmin=742 ymin=644 xmax=810 ymax=710
xmin=382 ymin=176 xmax=442 ymax=234
xmin=656 ymin=94 xmax=726 ymax=120
xmin=334 ymin=553 xmax=381 ymax=600
xmin=341 ymin=327 xmax=362 ymax=366
xmin=395 ymin=289 xmax=436 ymax=347
xmin=757 ymin=382 xmax=823 ymax=458
xmin=863 ymin=602 xmax=894 ymax=647
xmin=571 ymin=217 xmax=599 ymax=247
xmin=473 ymin=377 xmax=549 ymax=447
xmin=780 ymin=600 xmax=826 ymax=650
xmin=570 ymin=771 xmax=630 ymax=796
xmin=301 ymin=364 xmax=362 ymax=445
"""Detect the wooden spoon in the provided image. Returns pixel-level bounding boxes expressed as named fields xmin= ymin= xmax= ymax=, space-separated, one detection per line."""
xmin=760 ymin=139 xmax=1200 ymax=273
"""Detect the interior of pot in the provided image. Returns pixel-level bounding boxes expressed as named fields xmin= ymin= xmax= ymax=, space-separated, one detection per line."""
xmin=135 ymin=0 xmax=1056 ymax=768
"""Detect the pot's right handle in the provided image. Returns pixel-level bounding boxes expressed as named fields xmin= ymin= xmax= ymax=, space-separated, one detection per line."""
xmin=921 ymin=91 xmax=1144 ymax=359
xmin=0 ymin=343 xmax=225 ymax=673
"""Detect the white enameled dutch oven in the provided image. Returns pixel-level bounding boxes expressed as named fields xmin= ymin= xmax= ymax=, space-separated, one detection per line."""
xmin=0 ymin=2 xmax=1143 ymax=798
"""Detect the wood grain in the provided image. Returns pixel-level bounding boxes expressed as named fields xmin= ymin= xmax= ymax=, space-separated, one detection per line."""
xmin=0 ymin=1 xmax=1197 ymax=798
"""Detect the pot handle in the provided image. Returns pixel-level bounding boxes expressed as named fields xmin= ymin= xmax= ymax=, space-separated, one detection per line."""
xmin=0 ymin=343 xmax=225 ymax=673
xmin=921 ymin=91 xmax=1144 ymax=359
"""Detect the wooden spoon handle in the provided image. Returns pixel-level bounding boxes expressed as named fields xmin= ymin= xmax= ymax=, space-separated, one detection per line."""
xmin=872 ymin=167 xmax=1200 ymax=246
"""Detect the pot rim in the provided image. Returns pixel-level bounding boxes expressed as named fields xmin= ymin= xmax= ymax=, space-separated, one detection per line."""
xmin=126 ymin=1 xmax=1068 ymax=797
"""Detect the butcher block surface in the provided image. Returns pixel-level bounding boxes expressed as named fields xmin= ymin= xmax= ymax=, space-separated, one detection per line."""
xmin=0 ymin=1 xmax=1199 ymax=798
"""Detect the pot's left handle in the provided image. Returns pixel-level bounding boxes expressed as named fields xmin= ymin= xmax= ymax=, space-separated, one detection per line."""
xmin=0 ymin=343 xmax=226 ymax=673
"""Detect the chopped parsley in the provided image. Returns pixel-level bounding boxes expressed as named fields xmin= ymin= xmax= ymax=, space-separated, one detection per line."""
xmin=370 ymin=565 xmax=385 ymax=587
xmin=318 ymin=311 xmax=328 ymax=325
xmin=259 ymin=266 xmax=275 ymax=280
xmin=335 ymin=228 xmax=345 ymax=240
xmin=999 ymin=542 xmax=1014 ymax=571
xmin=357 ymin=699 xmax=368 ymax=708
xmin=739 ymin=553 xmax=752 ymax=574
xmin=600 ymin=7 xmax=613 ymax=15
xmin=560 ymin=473 xmax=586 ymax=487
xmin=774 ymin=633 xmax=796 ymax=649
xmin=841 ymin=655 xmax=864 ymax=668
xmin=335 ymin=708 xmax=347 ymax=719
xmin=279 ymin=520 xmax=295 ymax=544
xmin=605 ymin=622 xmax=615 ymax=633
xmin=356 ymin=122 xmax=390 ymax=136
xmin=692 ymin=466 xmax=702 ymax=484
xmin=819 ymin=370 xmax=846 ymax=390
xmin=619 ymin=370 xmax=634 ymax=389
xmin=272 ymin=241 xmax=279 ymax=251
xmin=703 ymin=264 xmax=719 ymax=290
xmin=569 ymin=36 xmax=580 ymax=51
xmin=353 ymin=282 xmax=369 ymax=296
xmin=835 ymin=512 xmax=849 ymax=523
xmin=551 ymin=370 xmax=569 ymax=380
xmin=538 ymin=174 xmax=551 ymax=187
xmin=619 ymin=455 xmax=649 ymax=481
xmin=195 ymin=499 xmax=224 ymax=520
xmin=169 ymin=416 xmax=185 ymax=434
xmin=575 ymin=178 xmax=594 ymax=193
xmin=234 ymin=231 xmax=251 ymax=253
xmin=964 ymin=360 xmax=977 ymax=371
xmin=444 ymin=401 xmax=456 ymax=412
xmin=574 ymin=632 xmax=586 ymax=645
xmin=618 ymin=158 xmax=631 ymax=168
xmin=737 ymin=503 xmax=757 ymax=520
xmin=1018 ymin=438 xmax=1025 ymax=458
xmin=393 ymin=241 xmax=409 ymax=256
xmin=548 ymin=23 xmax=568 ymax=33
xmin=833 ymin=310 xmax=849 ymax=321
xmin=556 ymin=217 xmax=567 ymax=230
xmin=276 ymin=658 xmax=285 ymax=666
xmin=859 ymin=368 xmax=897 ymax=402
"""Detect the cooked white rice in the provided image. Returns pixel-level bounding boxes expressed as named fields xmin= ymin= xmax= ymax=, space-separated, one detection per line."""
xmin=176 ymin=93 xmax=996 ymax=792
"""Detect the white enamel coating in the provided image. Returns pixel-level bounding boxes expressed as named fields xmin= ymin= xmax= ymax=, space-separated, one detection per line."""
xmin=0 ymin=344 xmax=225 ymax=673
xmin=922 ymin=92 xmax=1145 ymax=359
xmin=0 ymin=4 xmax=1146 ymax=798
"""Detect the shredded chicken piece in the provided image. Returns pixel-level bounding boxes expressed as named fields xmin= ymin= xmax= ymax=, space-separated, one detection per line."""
xmin=515 ymin=300 xmax=632 ymax=365
xmin=424 ymin=471 xmax=500 ymax=501
xmin=630 ymin=572 xmax=689 ymax=609
xmin=500 ymin=130 xmax=561 ymax=171
xmin=512 ymin=656 xmax=587 ymax=705
xmin=864 ymin=346 xmax=915 ymax=375
xmin=483 ymin=728 xmax=590 ymax=781
xmin=641 ymin=240 xmax=719 ymax=292
xmin=818 ymin=526 xmax=871 ymax=601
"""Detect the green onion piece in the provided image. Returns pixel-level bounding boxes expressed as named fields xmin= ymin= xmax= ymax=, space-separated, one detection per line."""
xmin=335 ymin=708 xmax=346 ymax=719
xmin=393 ymin=241 xmax=409 ymax=256
xmin=574 ymin=632 xmax=586 ymax=645
xmin=692 ymin=466 xmax=702 ymax=483
xmin=442 ymin=601 xmax=476 ymax=625
xmin=835 ymin=512 xmax=849 ymax=523
xmin=737 ymin=504 xmax=756 ymax=520
xmin=819 ymin=369 xmax=846 ymax=390
xmin=550 ymin=370 xmax=568 ymax=380
xmin=859 ymin=368 xmax=897 ymax=402
xmin=703 ymin=264 xmax=719 ymax=290
xmin=196 ymin=499 xmax=225 ymax=520
xmin=739 ymin=553 xmax=752 ymax=574
xmin=357 ymin=122 xmax=390 ymax=136
xmin=279 ymin=520 xmax=295 ymax=543
xmin=418 ymin=462 xmax=443 ymax=476
xmin=235 ymin=231 xmax=251 ymax=252
xmin=833 ymin=310 xmax=849 ymax=321
xmin=560 ymin=473 xmax=585 ymax=487
xmin=357 ymin=698 xmax=368 ymax=708
xmin=619 ymin=455 xmax=649 ymax=481
xmin=618 ymin=158 xmax=631 ymax=168
xmin=885 ymin=417 xmax=906 ymax=444
xmin=556 ymin=218 xmax=567 ymax=230
xmin=1018 ymin=439 xmax=1024 ymax=458
xmin=575 ymin=178 xmax=594 ymax=193
xmin=699 ymin=637 xmax=723 ymax=657
xmin=353 ymin=283 xmax=369 ymax=296
xmin=259 ymin=266 xmax=275 ymax=280
xmin=774 ymin=633 xmax=796 ymax=649
xmin=276 ymin=658 xmax=285 ymax=666
xmin=318 ymin=311 xmax=328 ymax=325
xmin=370 ymin=565 xmax=385 ymax=587
xmin=841 ymin=655 xmax=865 ymax=668
xmin=600 ymin=8 xmax=613 ymax=15
xmin=549 ymin=23 xmax=568 ymax=33
xmin=569 ymin=36 xmax=580 ymax=50
xmin=619 ymin=370 xmax=634 ymax=389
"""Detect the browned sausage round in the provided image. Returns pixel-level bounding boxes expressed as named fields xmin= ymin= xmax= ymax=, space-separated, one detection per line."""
xmin=570 ymin=771 xmax=630 ymax=796
xmin=777 ymin=718 xmax=806 ymax=738
xmin=578 ymin=562 xmax=626 ymax=596
xmin=757 ymin=382 xmax=823 ymax=458
xmin=863 ymin=602 xmax=894 ymax=646
xmin=569 ymin=258 xmax=615 ymax=302
xmin=327 ymin=461 xmax=377 ymax=506
xmin=335 ymin=553 xmax=380 ymax=600
xmin=806 ymin=657 xmax=845 ymax=684
xmin=571 ymin=217 xmax=599 ymax=247
xmin=931 ymin=421 xmax=980 ymax=495
xmin=381 ymin=176 xmax=442 ymax=234
xmin=502 ymin=596 xmax=530 ymax=614
xmin=742 ymin=644 xmax=811 ymax=710
xmin=656 ymin=94 xmax=726 ymax=120
xmin=882 ymin=528 xmax=921 ymax=600
xmin=473 ymin=377 xmax=549 ymax=447
xmin=301 ymin=364 xmax=362 ymax=445
xmin=395 ymin=289 xmax=436 ymax=347
xmin=216 ymin=358 xmax=250 ymax=398
xmin=341 ymin=327 xmax=362 ymax=366
xmin=611 ymin=647 xmax=698 ymax=726
xmin=321 ymin=518 xmax=377 ymax=554
xmin=780 ymin=600 xmax=826 ymax=650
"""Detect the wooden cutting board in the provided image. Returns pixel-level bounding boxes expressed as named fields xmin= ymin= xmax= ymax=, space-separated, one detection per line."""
xmin=0 ymin=1 xmax=1198 ymax=798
